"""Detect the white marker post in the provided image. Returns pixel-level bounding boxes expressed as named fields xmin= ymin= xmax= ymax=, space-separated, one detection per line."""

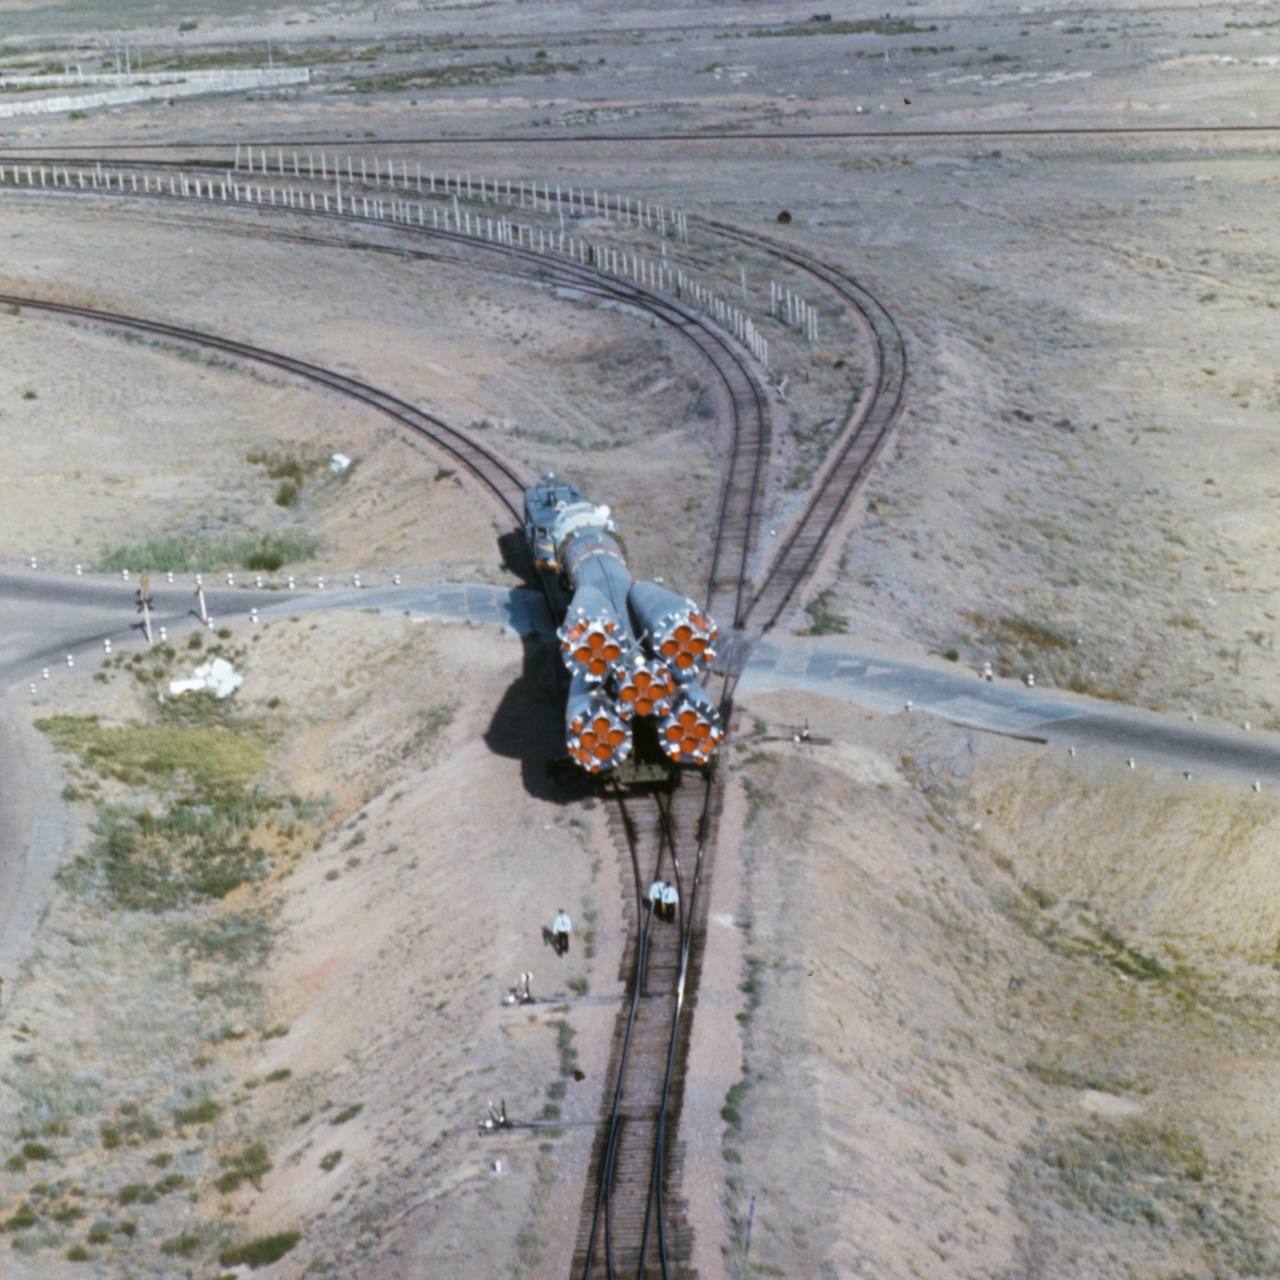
xmin=136 ymin=571 xmax=154 ymax=647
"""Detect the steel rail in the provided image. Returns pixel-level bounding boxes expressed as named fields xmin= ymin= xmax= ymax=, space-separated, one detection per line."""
xmin=0 ymin=177 xmax=770 ymax=584
xmin=5 ymin=122 xmax=1280 ymax=153
xmin=0 ymin=294 xmax=535 ymax=522
xmin=702 ymin=221 xmax=909 ymax=632
xmin=581 ymin=782 xmax=679 ymax=1280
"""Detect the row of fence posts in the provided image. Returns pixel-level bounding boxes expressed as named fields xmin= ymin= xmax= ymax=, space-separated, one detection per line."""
xmin=0 ymin=155 xmax=826 ymax=366
xmin=235 ymin=143 xmax=691 ymax=241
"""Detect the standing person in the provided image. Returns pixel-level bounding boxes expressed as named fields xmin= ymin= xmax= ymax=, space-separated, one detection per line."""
xmin=552 ymin=909 xmax=572 ymax=956
xmin=648 ymin=880 xmax=665 ymax=919
xmin=661 ymin=881 xmax=679 ymax=924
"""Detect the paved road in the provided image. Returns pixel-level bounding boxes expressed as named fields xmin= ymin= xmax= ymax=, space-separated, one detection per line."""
xmin=0 ymin=573 xmax=556 ymax=686
xmin=1 ymin=570 xmax=1274 ymax=1004
xmin=3 ymin=573 xmax=1275 ymax=785
xmin=737 ymin=637 xmax=1280 ymax=785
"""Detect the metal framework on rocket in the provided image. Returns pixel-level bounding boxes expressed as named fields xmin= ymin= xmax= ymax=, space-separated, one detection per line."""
xmin=524 ymin=476 xmax=725 ymax=774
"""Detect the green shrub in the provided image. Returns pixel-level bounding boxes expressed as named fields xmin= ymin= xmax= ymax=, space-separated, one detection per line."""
xmin=319 ymin=1150 xmax=342 ymax=1172
xmin=330 ymin=1104 xmax=362 ymax=1125
xmin=160 ymin=1232 xmax=202 ymax=1257
xmin=216 ymin=1141 xmax=271 ymax=1194
xmin=94 ymin=530 xmax=319 ymax=575
xmin=219 ymin=1230 xmax=300 ymax=1268
xmin=172 ymin=1097 xmax=222 ymax=1128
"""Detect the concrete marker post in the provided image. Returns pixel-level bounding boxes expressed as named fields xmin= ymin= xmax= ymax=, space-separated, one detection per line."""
xmin=137 ymin=570 xmax=154 ymax=647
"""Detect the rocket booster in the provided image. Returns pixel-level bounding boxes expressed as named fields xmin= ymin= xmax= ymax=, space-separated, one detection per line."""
xmin=524 ymin=475 xmax=725 ymax=773
xmin=627 ymin=580 xmax=719 ymax=680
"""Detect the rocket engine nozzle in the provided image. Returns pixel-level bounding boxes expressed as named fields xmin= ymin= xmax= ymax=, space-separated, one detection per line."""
xmin=613 ymin=655 xmax=678 ymax=721
xmin=566 ymin=679 xmax=633 ymax=773
xmin=628 ymin=581 xmax=719 ymax=680
xmin=559 ymin=615 xmax=626 ymax=679
xmin=657 ymin=682 xmax=724 ymax=766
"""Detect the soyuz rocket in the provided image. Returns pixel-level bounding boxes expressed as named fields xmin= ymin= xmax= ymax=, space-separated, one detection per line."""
xmin=524 ymin=475 xmax=725 ymax=774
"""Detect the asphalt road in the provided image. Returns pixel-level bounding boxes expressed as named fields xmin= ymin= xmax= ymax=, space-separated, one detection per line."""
xmin=738 ymin=637 xmax=1280 ymax=786
xmin=3 ymin=572 xmax=1276 ymax=785
xmin=2 ymin=572 xmax=1276 ymax=982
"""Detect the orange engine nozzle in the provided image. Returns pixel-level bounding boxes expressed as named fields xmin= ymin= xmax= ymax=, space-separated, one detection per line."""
xmin=657 ymin=684 xmax=725 ymax=766
xmin=566 ymin=691 xmax=633 ymax=774
xmin=558 ymin=611 xmax=629 ymax=681
xmin=612 ymin=656 xmax=678 ymax=721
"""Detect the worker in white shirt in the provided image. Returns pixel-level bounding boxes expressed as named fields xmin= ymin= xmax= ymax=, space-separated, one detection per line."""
xmin=661 ymin=882 xmax=679 ymax=923
xmin=648 ymin=880 xmax=665 ymax=918
xmin=552 ymin=909 xmax=572 ymax=956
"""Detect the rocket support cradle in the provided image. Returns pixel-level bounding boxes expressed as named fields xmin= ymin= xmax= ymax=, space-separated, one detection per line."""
xmin=524 ymin=476 xmax=725 ymax=774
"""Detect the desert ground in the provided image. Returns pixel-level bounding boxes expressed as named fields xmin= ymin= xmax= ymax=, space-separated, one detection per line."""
xmin=1 ymin=1 xmax=1279 ymax=1277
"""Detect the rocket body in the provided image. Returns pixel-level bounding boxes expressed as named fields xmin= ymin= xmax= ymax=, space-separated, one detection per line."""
xmin=523 ymin=475 xmax=724 ymax=774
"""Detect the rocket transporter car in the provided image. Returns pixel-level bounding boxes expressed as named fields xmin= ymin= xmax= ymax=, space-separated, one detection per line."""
xmin=523 ymin=476 xmax=725 ymax=775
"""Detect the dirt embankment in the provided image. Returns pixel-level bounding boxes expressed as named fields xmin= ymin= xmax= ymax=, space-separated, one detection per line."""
xmin=718 ymin=690 xmax=1280 ymax=1279
xmin=0 ymin=609 xmax=620 ymax=1279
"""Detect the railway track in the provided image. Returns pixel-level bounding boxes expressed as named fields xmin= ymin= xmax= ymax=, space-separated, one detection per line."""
xmin=704 ymin=221 xmax=908 ymax=632
xmin=0 ymin=168 xmax=771 ymax=589
xmin=568 ymin=223 xmax=902 ymax=1280
xmin=0 ymin=293 xmax=534 ymax=523
xmin=5 ymin=164 xmax=903 ymax=1278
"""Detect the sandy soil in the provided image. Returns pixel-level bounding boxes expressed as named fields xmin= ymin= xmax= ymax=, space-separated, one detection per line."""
xmin=722 ymin=690 xmax=1280 ymax=1279
xmin=0 ymin=606 xmax=632 ymax=1278
xmin=2 ymin=0 xmax=1280 ymax=1276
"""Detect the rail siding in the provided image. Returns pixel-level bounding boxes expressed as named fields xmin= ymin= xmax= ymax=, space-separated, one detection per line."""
xmin=0 ymin=68 xmax=309 ymax=119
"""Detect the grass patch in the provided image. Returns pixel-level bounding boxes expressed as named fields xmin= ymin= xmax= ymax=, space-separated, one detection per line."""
xmin=330 ymin=1103 xmax=363 ymax=1125
xmin=755 ymin=16 xmax=937 ymax=37
xmin=1014 ymin=1120 xmax=1276 ymax=1270
xmin=38 ymin=715 xmax=296 ymax=911
xmin=349 ymin=56 xmax=582 ymax=93
xmin=964 ymin=612 xmax=1072 ymax=655
xmin=172 ymin=1097 xmax=222 ymax=1128
xmin=215 ymin=1140 xmax=271 ymax=1193
xmin=803 ymin=587 xmax=848 ymax=636
xmin=93 ymin=529 xmax=320 ymax=574
xmin=38 ymin=716 xmax=265 ymax=791
xmin=319 ymin=1150 xmax=342 ymax=1172
xmin=1025 ymin=1062 xmax=1136 ymax=1095
xmin=220 ymin=1230 xmax=301 ymax=1268
xmin=160 ymin=1232 xmax=203 ymax=1257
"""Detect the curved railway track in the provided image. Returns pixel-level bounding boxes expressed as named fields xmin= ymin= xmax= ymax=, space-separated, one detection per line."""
xmin=0 ymin=170 xmax=772 ymax=619
xmin=4 ymin=165 xmax=904 ymax=1278
xmin=0 ymin=293 xmax=534 ymax=522
xmin=703 ymin=220 xmax=908 ymax=633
